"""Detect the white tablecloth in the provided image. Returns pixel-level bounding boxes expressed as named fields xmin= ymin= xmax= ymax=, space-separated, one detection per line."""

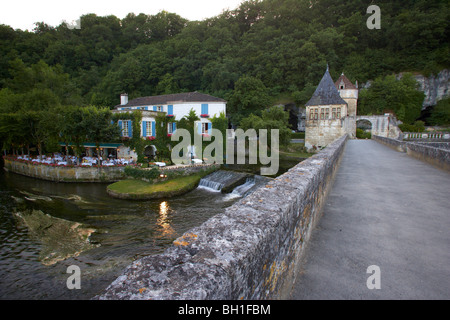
xmin=154 ymin=162 xmax=166 ymax=167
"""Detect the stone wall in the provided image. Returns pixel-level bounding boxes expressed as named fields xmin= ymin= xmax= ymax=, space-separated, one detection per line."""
xmin=406 ymin=142 xmax=450 ymax=172
xmin=97 ymin=134 xmax=349 ymax=300
xmin=3 ymin=158 xmax=126 ymax=182
xmin=158 ymin=163 xmax=220 ymax=175
xmin=372 ymin=135 xmax=407 ymax=152
xmin=372 ymin=135 xmax=450 ymax=171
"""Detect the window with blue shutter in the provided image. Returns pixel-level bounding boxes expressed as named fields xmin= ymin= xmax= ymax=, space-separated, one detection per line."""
xmin=201 ymin=104 xmax=208 ymax=115
xmin=118 ymin=120 xmax=123 ymax=136
xmin=142 ymin=121 xmax=147 ymax=137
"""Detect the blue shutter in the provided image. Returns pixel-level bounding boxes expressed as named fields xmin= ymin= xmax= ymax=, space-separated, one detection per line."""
xmin=152 ymin=121 xmax=156 ymax=137
xmin=172 ymin=122 xmax=176 ymax=133
xmin=153 ymin=106 xmax=157 ymax=111
xmin=201 ymin=104 xmax=208 ymax=115
xmin=128 ymin=120 xmax=133 ymax=137
xmin=168 ymin=105 xmax=173 ymax=115
xmin=118 ymin=120 xmax=123 ymax=136
xmin=142 ymin=121 xmax=147 ymax=137
xmin=198 ymin=122 xmax=202 ymax=134
xmin=144 ymin=107 xmax=148 ymax=110
xmin=208 ymin=122 xmax=212 ymax=133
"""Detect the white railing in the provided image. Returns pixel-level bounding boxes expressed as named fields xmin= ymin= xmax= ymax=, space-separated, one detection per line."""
xmin=403 ymin=132 xmax=450 ymax=140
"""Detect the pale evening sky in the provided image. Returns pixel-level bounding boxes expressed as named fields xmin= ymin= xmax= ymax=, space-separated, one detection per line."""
xmin=1 ymin=0 xmax=245 ymax=31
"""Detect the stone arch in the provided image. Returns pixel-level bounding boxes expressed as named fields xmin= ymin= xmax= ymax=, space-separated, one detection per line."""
xmin=144 ymin=145 xmax=157 ymax=159
xmin=356 ymin=114 xmax=401 ymax=138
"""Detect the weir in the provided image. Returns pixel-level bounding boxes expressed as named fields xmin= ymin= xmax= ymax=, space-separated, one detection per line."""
xmin=197 ymin=170 xmax=250 ymax=192
xmin=197 ymin=170 xmax=272 ymax=198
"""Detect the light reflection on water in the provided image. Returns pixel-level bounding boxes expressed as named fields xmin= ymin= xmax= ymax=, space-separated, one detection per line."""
xmin=0 ymin=170 xmax=240 ymax=299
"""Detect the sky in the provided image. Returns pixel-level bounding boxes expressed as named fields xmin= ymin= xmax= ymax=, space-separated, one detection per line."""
xmin=1 ymin=0 xmax=245 ymax=31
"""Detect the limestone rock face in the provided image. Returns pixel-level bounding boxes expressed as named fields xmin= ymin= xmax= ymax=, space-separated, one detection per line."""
xmin=413 ymin=69 xmax=449 ymax=108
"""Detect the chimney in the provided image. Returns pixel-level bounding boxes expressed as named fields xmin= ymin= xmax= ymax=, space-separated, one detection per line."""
xmin=120 ymin=93 xmax=128 ymax=106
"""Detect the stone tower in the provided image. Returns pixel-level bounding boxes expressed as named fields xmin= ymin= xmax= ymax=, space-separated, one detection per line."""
xmin=304 ymin=66 xmax=349 ymax=151
xmin=335 ymin=73 xmax=358 ymax=138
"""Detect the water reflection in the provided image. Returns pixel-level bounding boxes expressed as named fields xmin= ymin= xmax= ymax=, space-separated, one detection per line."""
xmin=157 ymin=201 xmax=176 ymax=237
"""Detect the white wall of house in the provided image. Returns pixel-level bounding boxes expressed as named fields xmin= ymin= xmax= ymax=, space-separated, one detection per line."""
xmin=117 ymin=102 xmax=226 ymax=121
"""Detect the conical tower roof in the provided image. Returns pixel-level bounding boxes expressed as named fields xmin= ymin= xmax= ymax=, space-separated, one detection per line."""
xmin=306 ymin=67 xmax=347 ymax=106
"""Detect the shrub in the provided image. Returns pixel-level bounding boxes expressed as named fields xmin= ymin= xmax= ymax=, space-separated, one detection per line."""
xmin=124 ymin=166 xmax=160 ymax=181
xmin=356 ymin=128 xmax=372 ymax=139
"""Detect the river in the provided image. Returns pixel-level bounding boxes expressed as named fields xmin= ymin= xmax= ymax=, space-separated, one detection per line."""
xmin=0 ymin=169 xmax=242 ymax=299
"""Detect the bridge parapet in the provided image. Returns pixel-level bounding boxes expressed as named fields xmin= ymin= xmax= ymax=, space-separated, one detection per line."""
xmin=373 ymin=135 xmax=450 ymax=171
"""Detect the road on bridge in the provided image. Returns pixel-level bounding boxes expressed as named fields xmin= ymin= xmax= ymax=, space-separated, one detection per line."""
xmin=290 ymin=139 xmax=450 ymax=299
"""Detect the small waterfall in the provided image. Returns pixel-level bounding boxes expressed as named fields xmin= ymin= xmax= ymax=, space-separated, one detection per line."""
xmin=224 ymin=175 xmax=272 ymax=200
xmin=197 ymin=170 xmax=247 ymax=192
xmin=230 ymin=178 xmax=256 ymax=197
xmin=197 ymin=179 xmax=224 ymax=192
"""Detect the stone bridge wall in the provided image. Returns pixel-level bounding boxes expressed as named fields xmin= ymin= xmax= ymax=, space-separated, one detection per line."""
xmin=97 ymin=134 xmax=349 ymax=300
xmin=372 ymin=135 xmax=450 ymax=172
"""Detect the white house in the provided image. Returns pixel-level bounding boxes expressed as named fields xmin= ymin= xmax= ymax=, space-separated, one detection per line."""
xmin=113 ymin=92 xmax=227 ymax=160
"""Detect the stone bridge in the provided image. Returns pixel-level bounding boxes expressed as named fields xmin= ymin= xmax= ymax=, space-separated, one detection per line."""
xmin=356 ymin=114 xmax=402 ymax=139
xmin=97 ymin=135 xmax=450 ymax=300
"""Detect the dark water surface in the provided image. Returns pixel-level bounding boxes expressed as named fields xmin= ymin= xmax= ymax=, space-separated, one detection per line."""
xmin=0 ymin=170 xmax=240 ymax=299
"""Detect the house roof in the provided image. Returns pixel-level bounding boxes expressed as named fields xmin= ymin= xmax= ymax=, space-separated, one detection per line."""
xmin=305 ymin=68 xmax=347 ymax=106
xmin=335 ymin=73 xmax=357 ymax=90
xmin=115 ymin=91 xmax=226 ymax=108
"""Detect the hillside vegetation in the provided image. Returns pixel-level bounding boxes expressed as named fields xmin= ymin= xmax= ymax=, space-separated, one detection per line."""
xmin=0 ymin=0 xmax=448 ymax=154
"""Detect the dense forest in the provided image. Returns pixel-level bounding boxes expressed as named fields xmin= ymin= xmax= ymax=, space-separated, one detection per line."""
xmin=0 ymin=0 xmax=449 ymax=155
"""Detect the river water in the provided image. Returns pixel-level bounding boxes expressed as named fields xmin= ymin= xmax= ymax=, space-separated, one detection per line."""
xmin=0 ymin=169 xmax=242 ymax=300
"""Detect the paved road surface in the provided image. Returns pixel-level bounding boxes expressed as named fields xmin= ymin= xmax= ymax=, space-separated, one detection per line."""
xmin=290 ymin=139 xmax=450 ymax=299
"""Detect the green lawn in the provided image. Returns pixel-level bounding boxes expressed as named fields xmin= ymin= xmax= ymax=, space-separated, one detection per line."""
xmin=107 ymin=173 xmax=204 ymax=199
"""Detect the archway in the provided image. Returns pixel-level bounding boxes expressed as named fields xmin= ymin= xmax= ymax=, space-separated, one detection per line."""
xmin=144 ymin=145 xmax=157 ymax=160
xmin=356 ymin=119 xmax=373 ymax=139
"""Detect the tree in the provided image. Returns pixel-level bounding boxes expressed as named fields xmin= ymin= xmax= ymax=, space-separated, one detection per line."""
xmin=428 ymin=97 xmax=450 ymax=126
xmin=239 ymin=105 xmax=292 ymax=147
xmin=227 ymin=75 xmax=271 ymax=126
xmin=81 ymin=106 xmax=121 ymax=164
xmin=177 ymin=108 xmax=200 ymax=145
xmin=358 ymin=73 xmax=425 ymax=124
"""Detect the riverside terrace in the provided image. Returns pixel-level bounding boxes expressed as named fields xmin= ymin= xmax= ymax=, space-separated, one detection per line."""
xmin=9 ymin=154 xmax=135 ymax=167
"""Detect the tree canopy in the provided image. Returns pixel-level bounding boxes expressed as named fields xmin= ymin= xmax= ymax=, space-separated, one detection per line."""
xmin=0 ymin=0 xmax=449 ymax=155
